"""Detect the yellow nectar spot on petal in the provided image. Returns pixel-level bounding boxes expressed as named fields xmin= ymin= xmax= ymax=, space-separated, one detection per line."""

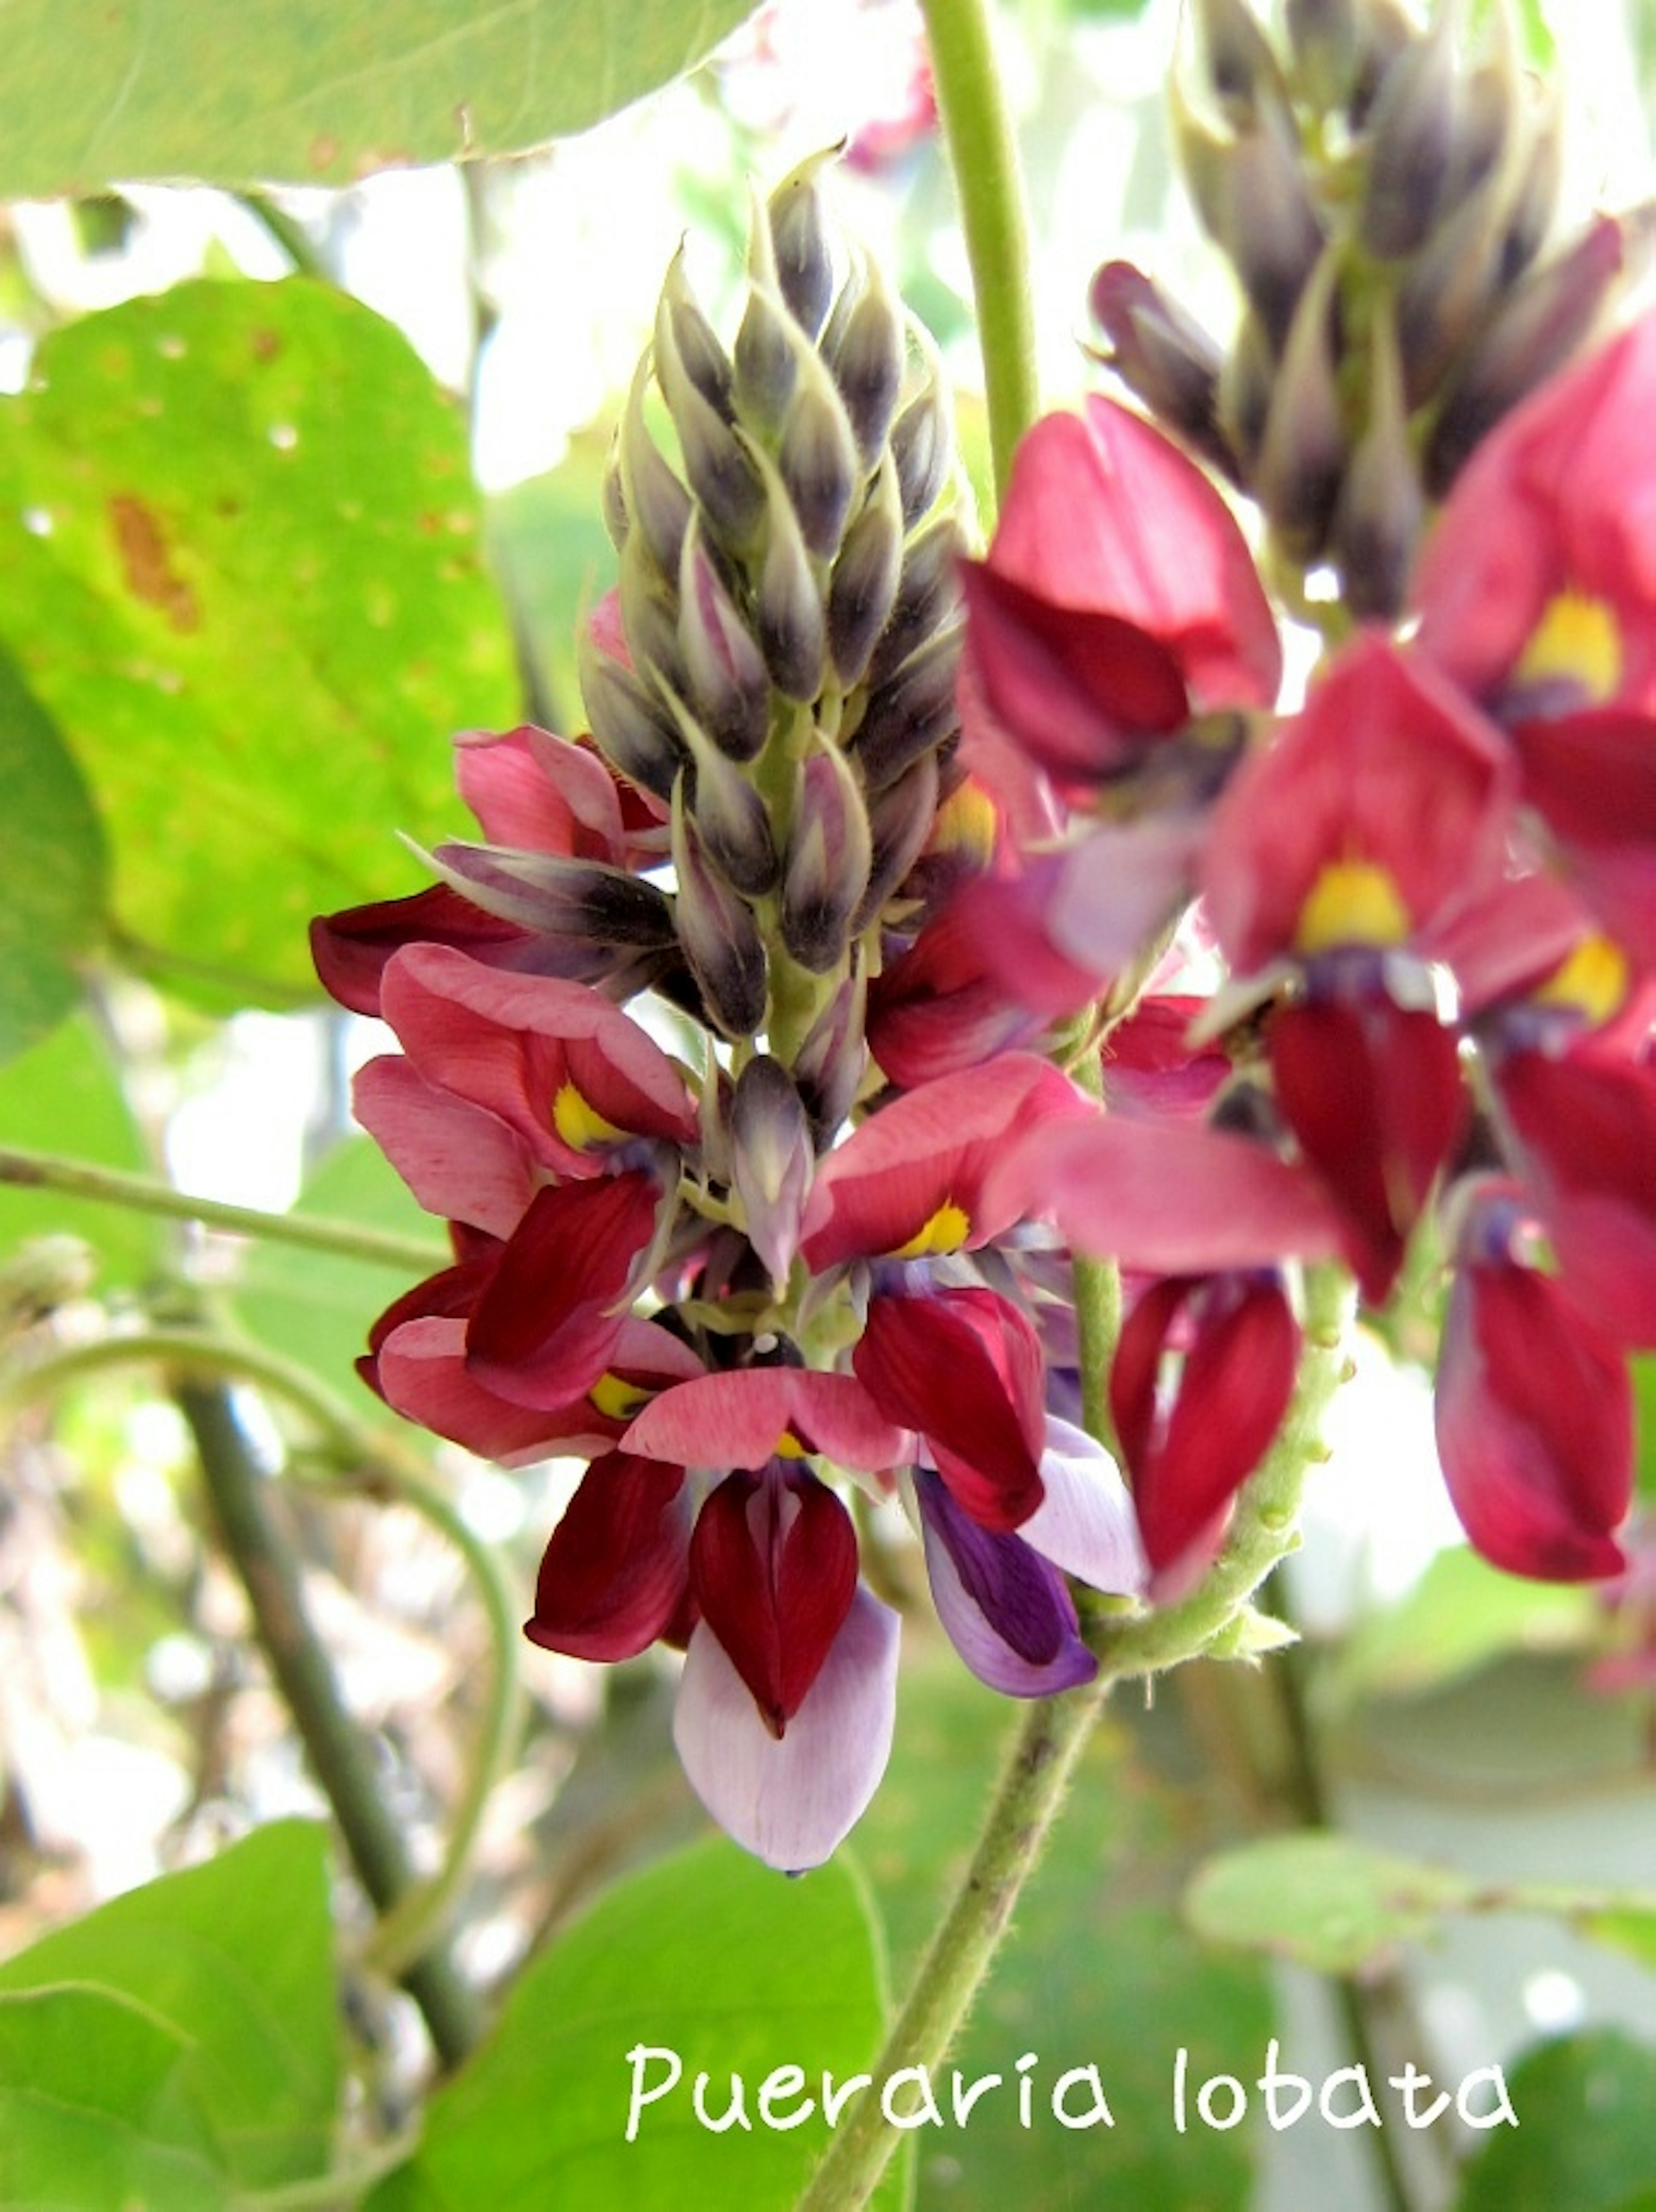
xmin=589 ymin=1372 xmax=654 ymax=1421
xmin=933 ymin=779 xmax=998 ymax=867
xmin=553 ymin=1080 xmax=627 ymax=1152
xmin=1295 ymin=860 xmax=1411 ymax=957
xmin=1514 ymin=590 xmax=1623 ymax=706
xmin=888 ymin=1199 xmax=972 ymax=1260
xmin=1533 ymin=933 xmax=1630 ymax=1028
xmin=775 ymin=1430 xmax=809 ymax=1459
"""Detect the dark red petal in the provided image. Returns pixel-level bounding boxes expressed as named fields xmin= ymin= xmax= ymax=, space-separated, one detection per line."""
xmin=854 ymin=1290 xmax=1044 ymax=1530
xmin=690 ymin=1469 xmax=859 ymax=1732
xmin=310 ymin=884 xmax=527 ymax=1017
xmin=1436 ymin=1259 xmax=1631 ymax=1580
xmin=525 ymin=1452 xmax=691 ymax=1661
xmin=1270 ymin=998 xmax=1466 ymax=1305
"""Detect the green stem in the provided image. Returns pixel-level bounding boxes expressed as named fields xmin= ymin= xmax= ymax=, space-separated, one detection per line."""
xmin=6 ymin=1327 xmax=523 ymax=2065
xmin=919 ymin=0 xmax=1041 ymax=502
xmin=0 ymin=1145 xmax=448 ymax=1272
xmin=795 ymin=1675 xmax=1111 ymax=2212
xmin=794 ymin=1267 xmax=1353 ymax=2210
xmin=1067 ymin=1053 xmax=1121 ymax=1449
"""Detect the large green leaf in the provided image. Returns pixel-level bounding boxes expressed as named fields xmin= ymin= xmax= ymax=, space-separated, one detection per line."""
xmin=0 ymin=0 xmax=762 ymax=196
xmin=0 ymin=1984 xmax=228 ymax=2210
xmin=0 ymin=277 xmax=516 ymax=1007
xmin=0 ymin=1821 xmax=341 ymax=2192
xmin=0 ymin=1010 xmax=161 ymax=1286
xmin=364 ymin=1835 xmax=893 ymax=2212
xmin=1453 ymin=2030 xmax=1656 ymax=2212
xmin=0 ymin=643 xmax=108 ymax=1065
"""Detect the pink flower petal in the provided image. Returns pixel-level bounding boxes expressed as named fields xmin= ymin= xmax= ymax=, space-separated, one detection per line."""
xmin=353 ymin=1055 xmax=536 ymax=1239
xmin=622 ymin=1367 xmax=913 ymax=1472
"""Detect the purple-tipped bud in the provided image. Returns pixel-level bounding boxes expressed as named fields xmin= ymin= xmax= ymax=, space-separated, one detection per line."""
xmin=618 ymin=530 xmax=687 ymax=697
xmin=1359 ymin=5 xmax=1460 ymax=258
xmin=867 ymin=513 xmax=963 ymax=690
xmin=1345 ymin=0 xmax=1417 ymax=126
xmin=891 ymin=364 xmax=952 ymax=526
xmin=734 ymin=283 xmax=802 ymax=438
xmin=1173 ymin=83 xmax=1324 ymax=350
xmin=829 ymin=258 xmax=906 ymax=465
xmin=1217 ymin=311 xmax=1275 ymax=474
xmin=778 ymin=346 xmax=862 ymax=559
xmin=753 ymin=448 xmax=828 ymax=702
xmin=1192 ymin=0 xmax=1291 ymax=121
xmin=659 ymin=249 xmax=737 ymax=419
xmin=601 ymin=459 xmax=629 ymax=551
xmin=730 ymin=1055 xmax=815 ymax=1289
xmin=781 ymin=745 xmax=873 ymax=972
xmin=1395 ymin=160 xmax=1509 ymax=406
xmin=578 ymin=635 xmax=687 ymax=802
xmin=849 ymin=621 xmax=962 ymax=791
xmin=794 ymin=962 xmax=869 ymax=1138
xmin=678 ymin=518 xmax=772 ymax=762
xmin=1255 ymin=249 xmax=1344 ymax=560
xmin=855 ymin=749 xmax=941 ymax=929
xmin=424 ymin=841 xmax=677 ymax=951
xmin=1331 ymin=302 xmax=1421 ymax=619
xmin=828 ymin=463 xmax=904 ymax=687
xmin=1088 ymin=261 xmax=1233 ymax=477
xmin=768 ymin=155 xmax=839 ymax=339
xmin=656 ymin=295 xmax=765 ymax=552
xmin=1495 ymin=85 xmax=1563 ymax=286
xmin=619 ymin=358 xmax=692 ymax=580
xmin=1425 ymin=209 xmax=1650 ymax=494
xmin=662 ymin=685 xmax=779 ymax=899
xmin=671 ymin=785 xmax=768 ymax=1039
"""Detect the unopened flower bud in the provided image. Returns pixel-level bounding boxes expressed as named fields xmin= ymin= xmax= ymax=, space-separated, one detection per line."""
xmin=656 ymin=294 xmax=765 ymax=552
xmin=855 ymin=749 xmax=941 ymax=927
xmin=1088 ymin=261 xmax=1233 ymax=477
xmin=828 ymin=461 xmax=904 ymax=687
xmin=618 ymin=530 xmax=686 ymax=697
xmin=867 ymin=512 xmax=963 ymax=690
xmin=767 ymin=154 xmax=840 ymax=339
xmin=578 ymin=634 xmax=688 ymax=802
xmin=1255 ymin=248 xmax=1344 ymax=561
xmin=671 ymin=783 xmax=767 ymax=1038
xmin=849 ymin=620 xmax=963 ymax=792
xmin=794 ymin=962 xmax=869 ymax=1137
xmin=1191 ymin=0 xmax=1291 ymax=122
xmin=1395 ymin=157 xmax=1509 ymax=405
xmin=778 ymin=343 xmax=862 ymax=558
xmin=730 ymin=1055 xmax=815 ymax=1289
xmin=1331 ymin=302 xmax=1421 ymax=618
xmin=734 ymin=280 xmax=801 ymax=439
xmin=1216 ymin=310 xmax=1275 ymax=474
xmin=659 ymin=248 xmax=737 ymax=418
xmin=752 ymin=444 xmax=828 ymax=701
xmin=423 ymin=840 xmax=677 ymax=951
xmin=618 ymin=357 xmax=692 ymax=580
xmin=660 ymin=686 xmax=778 ymax=899
xmin=1495 ymin=82 xmax=1563 ymax=286
xmin=1359 ymin=3 xmax=1461 ymax=258
xmin=1425 ymin=209 xmax=1650 ymax=493
xmin=1345 ymin=0 xmax=1417 ymax=126
xmin=678 ymin=517 xmax=772 ymax=762
xmin=829 ymin=257 xmax=906 ymax=465
xmin=1283 ymin=0 xmax=1358 ymax=110
xmin=781 ymin=744 xmax=874 ymax=971
xmin=1173 ymin=81 xmax=1324 ymax=349
xmin=891 ymin=345 xmax=953 ymax=525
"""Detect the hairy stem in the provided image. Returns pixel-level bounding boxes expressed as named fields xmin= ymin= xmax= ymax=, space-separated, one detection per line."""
xmin=919 ymin=0 xmax=1040 ymax=503
xmin=0 ymin=1144 xmax=447 ymax=1271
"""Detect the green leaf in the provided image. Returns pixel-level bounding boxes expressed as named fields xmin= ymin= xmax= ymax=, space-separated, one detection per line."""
xmin=0 ymin=1011 xmax=161 ymax=1286
xmin=0 ymin=277 xmax=517 ymax=1007
xmin=1453 ymin=2030 xmax=1656 ymax=2212
xmin=0 ymin=1821 xmax=341 ymax=2192
xmin=1186 ymin=1833 xmax=1477 ymax=1976
xmin=234 ymin=1134 xmax=444 ymax=1399
xmin=0 ymin=1983 xmax=228 ymax=2210
xmin=1327 ymin=1547 xmax=1599 ymax=1706
xmin=0 ymin=0 xmax=763 ymax=195
xmin=364 ymin=1835 xmax=892 ymax=2212
xmin=0 ymin=643 xmax=107 ymax=1065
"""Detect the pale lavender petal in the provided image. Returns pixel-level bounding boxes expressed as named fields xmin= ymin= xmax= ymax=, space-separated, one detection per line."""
xmin=673 ymin=1587 xmax=900 ymax=1871
xmin=916 ymin=1473 xmax=1097 ymax=1697
xmin=1021 ymin=1417 xmax=1147 ymax=1596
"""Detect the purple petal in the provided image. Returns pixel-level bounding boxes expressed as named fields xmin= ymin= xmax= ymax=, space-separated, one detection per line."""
xmin=1021 ymin=1418 xmax=1147 ymax=1596
xmin=916 ymin=1473 xmax=1098 ymax=1697
xmin=673 ymin=1588 xmax=900 ymax=1870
